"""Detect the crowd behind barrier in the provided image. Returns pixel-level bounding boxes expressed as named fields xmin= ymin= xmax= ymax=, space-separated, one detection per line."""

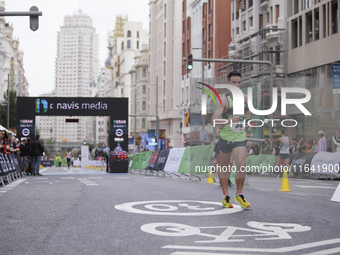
xmin=129 ymin=145 xmax=340 ymax=181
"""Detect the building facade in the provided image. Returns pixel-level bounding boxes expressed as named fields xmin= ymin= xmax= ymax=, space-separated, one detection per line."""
xmin=181 ymin=0 xmax=232 ymax=147
xmin=149 ymin=0 xmax=182 ymax=149
xmin=286 ymin=0 xmax=340 ymax=141
xmin=37 ymin=12 xmax=99 ymax=144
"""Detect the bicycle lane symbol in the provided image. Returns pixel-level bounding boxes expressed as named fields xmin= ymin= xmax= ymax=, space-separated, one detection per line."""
xmin=115 ymin=200 xmax=243 ymax=216
xmin=140 ymin=222 xmax=311 ymax=243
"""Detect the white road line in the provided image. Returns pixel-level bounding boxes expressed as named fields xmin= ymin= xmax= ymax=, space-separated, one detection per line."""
xmin=5 ymin=179 xmax=26 ymax=188
xmin=61 ymin=177 xmax=75 ymax=179
xmin=116 ymin=177 xmax=130 ymax=179
xmin=86 ymin=184 xmax=99 ymax=186
xmin=290 ymin=192 xmax=308 ymax=196
xmin=0 ymin=188 xmax=12 ymax=190
xmin=34 ymin=178 xmax=47 ymax=179
xmin=0 ymin=191 xmax=7 ymax=193
xmin=294 ymin=185 xmax=336 ymax=190
xmin=171 ymin=252 xmax=248 ymax=255
xmin=302 ymin=247 xmax=340 ymax=255
xmin=163 ymin=238 xmax=340 ymax=253
xmin=88 ymin=177 xmax=103 ymax=179
xmin=143 ymin=177 xmax=157 ymax=179
xmin=39 ymin=168 xmax=48 ymax=173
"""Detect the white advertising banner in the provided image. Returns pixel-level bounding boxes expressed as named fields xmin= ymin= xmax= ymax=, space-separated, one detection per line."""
xmin=163 ymin=148 xmax=185 ymax=173
xmin=81 ymin=145 xmax=89 ymax=168
xmin=310 ymin=152 xmax=340 ymax=175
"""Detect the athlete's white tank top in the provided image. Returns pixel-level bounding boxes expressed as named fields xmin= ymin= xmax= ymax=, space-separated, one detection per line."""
xmin=279 ymin=136 xmax=290 ymax=154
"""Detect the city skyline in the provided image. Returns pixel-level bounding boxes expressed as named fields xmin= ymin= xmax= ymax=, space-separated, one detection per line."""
xmin=4 ymin=0 xmax=149 ymax=96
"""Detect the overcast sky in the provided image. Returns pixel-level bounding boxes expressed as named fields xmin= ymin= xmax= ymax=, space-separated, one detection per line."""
xmin=5 ymin=0 xmax=149 ymax=96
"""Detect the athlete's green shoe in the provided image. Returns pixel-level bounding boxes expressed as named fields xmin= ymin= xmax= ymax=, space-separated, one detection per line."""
xmin=222 ymin=195 xmax=233 ymax=208
xmin=234 ymin=194 xmax=251 ymax=208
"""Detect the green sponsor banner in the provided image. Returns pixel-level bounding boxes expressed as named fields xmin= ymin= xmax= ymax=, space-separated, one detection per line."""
xmin=178 ymin=145 xmax=214 ymax=174
xmin=260 ymin=155 xmax=276 ymax=172
xmin=140 ymin=151 xmax=153 ymax=170
xmin=130 ymin=153 xmax=143 ymax=169
xmin=130 ymin=151 xmax=153 ymax=170
xmin=245 ymin=155 xmax=268 ymax=172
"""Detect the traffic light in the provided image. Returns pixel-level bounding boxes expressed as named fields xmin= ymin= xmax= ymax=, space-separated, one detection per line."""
xmin=29 ymin=6 xmax=39 ymax=31
xmin=187 ymin=53 xmax=193 ymax=70
xmin=83 ymin=140 xmax=86 ymax=145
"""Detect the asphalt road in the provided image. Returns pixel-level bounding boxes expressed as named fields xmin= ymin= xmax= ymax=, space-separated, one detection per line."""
xmin=0 ymin=166 xmax=340 ymax=255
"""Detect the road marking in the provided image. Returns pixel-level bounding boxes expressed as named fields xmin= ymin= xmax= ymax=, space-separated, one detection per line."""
xmin=143 ymin=177 xmax=157 ymax=179
xmin=61 ymin=177 xmax=75 ymax=179
xmin=0 ymin=190 xmax=7 ymax=193
xmin=302 ymin=247 xmax=340 ymax=255
xmin=290 ymin=192 xmax=308 ymax=196
xmin=34 ymin=178 xmax=47 ymax=179
xmin=115 ymin=200 xmax=243 ymax=216
xmin=116 ymin=177 xmax=130 ymax=179
xmin=5 ymin=179 xmax=26 ymax=188
xmin=88 ymin=177 xmax=103 ymax=179
xmin=294 ymin=185 xmax=336 ymax=190
xmin=163 ymin=238 xmax=340 ymax=253
xmin=171 ymin=252 xmax=249 ymax=255
xmin=39 ymin=168 xmax=48 ymax=173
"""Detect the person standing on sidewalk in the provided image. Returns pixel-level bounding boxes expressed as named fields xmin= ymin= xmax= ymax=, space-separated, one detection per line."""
xmin=332 ymin=131 xmax=340 ymax=153
xmin=318 ymin=131 xmax=327 ymax=152
xmin=31 ymin=134 xmax=44 ymax=176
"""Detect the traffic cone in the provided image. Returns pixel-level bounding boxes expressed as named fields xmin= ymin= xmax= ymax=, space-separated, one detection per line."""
xmin=279 ymin=168 xmax=291 ymax=192
xmin=39 ymin=165 xmax=43 ymax=169
xmin=206 ymin=167 xmax=214 ymax=183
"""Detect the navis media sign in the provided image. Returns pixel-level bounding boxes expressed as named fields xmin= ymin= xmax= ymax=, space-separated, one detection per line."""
xmin=17 ymin=97 xmax=122 ymax=117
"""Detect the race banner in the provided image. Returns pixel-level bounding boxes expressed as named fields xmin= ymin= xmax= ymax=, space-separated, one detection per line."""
xmin=178 ymin=145 xmax=214 ymax=174
xmin=310 ymin=152 xmax=340 ymax=175
xmin=130 ymin=153 xmax=143 ymax=170
xmin=163 ymin=148 xmax=185 ymax=173
xmin=12 ymin=153 xmax=22 ymax=172
xmin=289 ymin=153 xmax=316 ymax=174
xmin=153 ymin=150 xmax=170 ymax=171
xmin=4 ymin=153 xmax=14 ymax=172
xmin=0 ymin=153 xmax=7 ymax=176
xmin=146 ymin=152 xmax=159 ymax=170
xmin=140 ymin=151 xmax=153 ymax=170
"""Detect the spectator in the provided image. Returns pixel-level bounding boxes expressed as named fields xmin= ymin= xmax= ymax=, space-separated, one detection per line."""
xmin=333 ymin=131 xmax=340 ymax=153
xmin=305 ymin=140 xmax=314 ymax=154
xmin=253 ymin=144 xmax=260 ymax=155
xmin=272 ymin=142 xmax=280 ymax=156
xmin=31 ymin=134 xmax=44 ymax=176
xmin=311 ymin=138 xmax=318 ymax=153
xmin=298 ymin=138 xmax=307 ymax=153
xmin=317 ymin=130 xmax=327 ymax=152
xmin=261 ymin=140 xmax=272 ymax=154
xmin=290 ymin=138 xmax=298 ymax=154
xmin=247 ymin=145 xmax=254 ymax=156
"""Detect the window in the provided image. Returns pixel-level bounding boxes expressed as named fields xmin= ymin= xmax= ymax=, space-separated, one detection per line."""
xmin=249 ymin=16 xmax=253 ymax=27
xmin=164 ymin=23 xmax=166 ymax=37
xmin=142 ymin=101 xmax=146 ymax=110
xmin=163 ymin=80 xmax=166 ymax=95
xmin=292 ymin=19 xmax=298 ymax=48
xmin=323 ymin=4 xmax=327 ymax=37
xmin=142 ymin=118 xmax=145 ymax=128
xmin=127 ymin=30 xmax=131 ymax=37
xmin=275 ymin=5 xmax=280 ymax=23
xmin=164 ymin=4 xmax=166 ymax=18
xmin=127 ymin=40 xmax=131 ymax=49
xmin=299 ymin=16 xmax=303 ymax=46
xmin=332 ymin=0 xmax=338 ymax=34
xmin=164 ymin=42 xmax=166 ymax=56
xmin=314 ymin=9 xmax=319 ymax=40
xmin=249 ymin=0 xmax=253 ymax=8
xmin=209 ymin=24 xmax=212 ymax=41
xmin=137 ymin=31 xmax=139 ymax=38
xmin=121 ymin=88 xmax=123 ymax=94
xmin=137 ymin=41 xmax=139 ymax=49
xmin=121 ymin=41 xmax=124 ymax=50
xmin=305 ymin=0 xmax=312 ymax=9
xmin=143 ymin=85 xmax=146 ymax=93
xmin=306 ymin=11 xmax=313 ymax=43
xmin=142 ymin=68 xmax=146 ymax=77
xmin=294 ymin=0 xmax=299 ymax=14
xmin=259 ymin=14 xmax=263 ymax=29
xmin=164 ymin=61 xmax=166 ymax=76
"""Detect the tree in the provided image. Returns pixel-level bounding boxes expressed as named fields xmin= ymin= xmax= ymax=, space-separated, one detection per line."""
xmin=0 ymin=90 xmax=17 ymax=128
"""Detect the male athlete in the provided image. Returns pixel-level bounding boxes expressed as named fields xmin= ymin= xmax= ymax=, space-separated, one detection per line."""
xmin=212 ymin=71 xmax=251 ymax=209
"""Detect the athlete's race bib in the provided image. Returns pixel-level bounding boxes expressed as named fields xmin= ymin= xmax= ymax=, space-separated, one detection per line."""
xmin=230 ymin=116 xmax=245 ymax=132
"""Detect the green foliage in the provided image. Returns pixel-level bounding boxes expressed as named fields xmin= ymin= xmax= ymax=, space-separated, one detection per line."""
xmin=0 ymin=90 xmax=17 ymax=128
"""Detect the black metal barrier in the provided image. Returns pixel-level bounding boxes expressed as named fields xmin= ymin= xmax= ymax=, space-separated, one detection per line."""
xmin=0 ymin=152 xmax=25 ymax=186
